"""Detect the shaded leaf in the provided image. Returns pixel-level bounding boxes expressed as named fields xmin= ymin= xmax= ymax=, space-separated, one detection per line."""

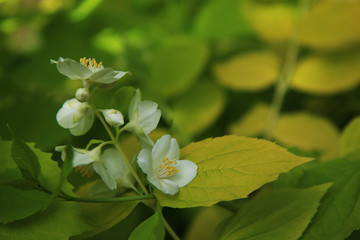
xmin=274 ymin=158 xmax=360 ymax=240
xmin=172 ymin=81 xmax=226 ymax=137
xmin=129 ymin=211 xmax=165 ymax=240
xmin=340 ymin=116 xmax=360 ymax=161
xmin=11 ymin=135 xmax=41 ymax=183
xmin=155 ymin=135 xmax=311 ymax=208
xmin=0 ymin=185 xmax=51 ymax=224
xmin=219 ymin=184 xmax=331 ymax=240
xmin=111 ymin=86 xmax=136 ymax=117
xmin=149 ymin=37 xmax=209 ymax=97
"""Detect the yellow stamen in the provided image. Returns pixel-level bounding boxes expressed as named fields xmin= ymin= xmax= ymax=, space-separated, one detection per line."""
xmin=79 ymin=57 xmax=103 ymax=71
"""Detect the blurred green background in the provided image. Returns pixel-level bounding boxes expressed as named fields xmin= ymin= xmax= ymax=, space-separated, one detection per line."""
xmin=1 ymin=0 xmax=360 ymax=238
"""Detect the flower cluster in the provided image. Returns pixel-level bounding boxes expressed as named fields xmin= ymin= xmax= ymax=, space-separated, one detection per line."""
xmin=52 ymin=57 xmax=197 ymax=195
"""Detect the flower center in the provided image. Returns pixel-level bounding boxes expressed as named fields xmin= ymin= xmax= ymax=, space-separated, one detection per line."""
xmin=157 ymin=157 xmax=178 ymax=178
xmin=75 ymin=164 xmax=95 ymax=178
xmin=80 ymin=57 xmax=103 ymax=72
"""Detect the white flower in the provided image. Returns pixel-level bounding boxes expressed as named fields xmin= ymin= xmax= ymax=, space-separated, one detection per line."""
xmin=127 ymin=89 xmax=161 ymax=134
xmin=56 ymin=98 xmax=94 ymax=136
xmin=102 ymin=109 xmax=124 ymax=127
xmin=75 ymin=88 xmax=90 ymax=102
xmin=50 ymin=57 xmax=128 ymax=86
xmin=137 ymin=135 xmax=198 ymax=195
xmin=55 ymin=145 xmax=133 ymax=190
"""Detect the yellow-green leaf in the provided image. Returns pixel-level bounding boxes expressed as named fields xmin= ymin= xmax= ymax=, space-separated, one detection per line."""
xmin=228 ymin=103 xmax=270 ymax=136
xmin=155 ymin=135 xmax=311 ymax=208
xmin=340 ymin=117 xmax=360 ymax=161
xmin=300 ymin=0 xmax=360 ymax=49
xmin=273 ymin=112 xmax=340 ymax=160
xmin=292 ymin=53 xmax=360 ymax=95
xmin=214 ymin=51 xmax=279 ymax=91
xmin=241 ymin=1 xmax=296 ymax=43
xmin=172 ymin=81 xmax=226 ymax=137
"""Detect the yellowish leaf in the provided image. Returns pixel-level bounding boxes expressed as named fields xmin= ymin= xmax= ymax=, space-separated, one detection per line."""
xmin=155 ymin=135 xmax=311 ymax=208
xmin=340 ymin=117 xmax=360 ymax=160
xmin=292 ymin=53 xmax=360 ymax=95
xmin=214 ymin=51 xmax=279 ymax=91
xmin=273 ymin=112 xmax=340 ymax=159
xmin=241 ymin=1 xmax=296 ymax=43
xmin=300 ymin=0 xmax=360 ymax=49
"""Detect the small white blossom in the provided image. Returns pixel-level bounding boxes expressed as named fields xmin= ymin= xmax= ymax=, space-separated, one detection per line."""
xmin=102 ymin=109 xmax=124 ymax=127
xmin=56 ymin=98 xmax=94 ymax=136
xmin=75 ymin=88 xmax=90 ymax=102
xmin=55 ymin=145 xmax=133 ymax=190
xmin=137 ymin=135 xmax=198 ymax=195
xmin=50 ymin=57 xmax=128 ymax=87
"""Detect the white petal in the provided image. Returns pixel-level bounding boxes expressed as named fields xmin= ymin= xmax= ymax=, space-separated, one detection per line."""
xmin=56 ymin=99 xmax=79 ymax=129
xmin=89 ymin=68 xmax=127 ymax=84
xmin=168 ymin=160 xmax=198 ymax=187
xmin=101 ymin=149 xmax=128 ymax=179
xmin=72 ymin=148 xmax=95 ymax=166
xmin=137 ymin=101 xmax=161 ymax=134
xmin=93 ymin=161 xmax=117 ymax=190
xmin=55 ymin=58 xmax=92 ymax=80
xmin=148 ymin=176 xmax=179 ymax=195
xmin=137 ymin=148 xmax=153 ymax=176
xmin=128 ymin=89 xmax=141 ymax=121
xmin=69 ymin=109 xmax=94 ymax=136
xmin=152 ymin=135 xmax=180 ymax=165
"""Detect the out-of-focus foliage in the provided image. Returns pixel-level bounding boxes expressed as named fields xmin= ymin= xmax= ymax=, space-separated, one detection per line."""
xmin=1 ymin=0 xmax=360 ymax=239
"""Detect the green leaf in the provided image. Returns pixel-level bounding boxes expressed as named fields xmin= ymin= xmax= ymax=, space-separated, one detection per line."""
xmin=0 ymin=140 xmax=21 ymax=183
xmin=128 ymin=211 xmax=165 ymax=240
xmin=0 ymin=185 xmax=51 ymax=224
xmin=214 ymin=51 xmax=279 ymax=91
xmin=172 ymin=81 xmax=226 ymax=137
xmin=274 ymin=158 xmax=360 ymax=240
xmin=0 ymin=201 xmax=92 ymax=240
xmin=219 ymin=184 xmax=331 ymax=240
xmin=155 ymin=135 xmax=311 ymax=208
xmin=11 ymin=135 xmax=41 ymax=183
xmin=149 ymin=37 xmax=209 ymax=98
xmin=193 ymin=0 xmax=251 ymax=39
xmin=111 ymin=86 xmax=136 ymax=117
xmin=292 ymin=52 xmax=360 ymax=95
xmin=340 ymin=116 xmax=360 ymax=160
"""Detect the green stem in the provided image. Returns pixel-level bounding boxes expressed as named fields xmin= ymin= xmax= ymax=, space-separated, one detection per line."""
xmin=90 ymin=102 xmax=149 ymax=195
xmin=264 ymin=0 xmax=311 ymax=139
xmin=59 ymin=194 xmax=155 ymax=203
xmin=162 ymin=214 xmax=181 ymax=240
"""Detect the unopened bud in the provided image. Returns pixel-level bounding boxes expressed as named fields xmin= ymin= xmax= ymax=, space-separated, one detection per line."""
xmin=102 ymin=109 xmax=124 ymax=127
xmin=75 ymin=88 xmax=90 ymax=102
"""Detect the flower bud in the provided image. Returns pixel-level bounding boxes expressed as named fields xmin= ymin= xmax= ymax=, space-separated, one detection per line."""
xmin=102 ymin=109 xmax=124 ymax=127
xmin=75 ymin=88 xmax=90 ymax=102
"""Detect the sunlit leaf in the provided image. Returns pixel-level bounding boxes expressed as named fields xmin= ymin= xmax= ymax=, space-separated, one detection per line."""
xmin=340 ymin=117 xmax=360 ymax=161
xmin=241 ymin=1 xmax=296 ymax=43
xmin=275 ymin=158 xmax=360 ymax=240
xmin=300 ymin=0 xmax=360 ymax=49
xmin=172 ymin=81 xmax=226 ymax=137
xmin=228 ymin=103 xmax=270 ymax=136
xmin=292 ymin=52 xmax=360 ymax=95
xmin=128 ymin=211 xmax=165 ymax=240
xmin=155 ymin=135 xmax=311 ymax=208
xmin=219 ymin=184 xmax=331 ymax=240
xmin=273 ymin=112 xmax=340 ymax=160
xmin=214 ymin=51 xmax=279 ymax=91
xmin=148 ymin=37 xmax=209 ymax=98
xmin=0 ymin=185 xmax=51 ymax=224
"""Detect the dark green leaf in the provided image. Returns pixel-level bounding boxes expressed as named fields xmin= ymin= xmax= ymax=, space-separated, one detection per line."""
xmin=11 ymin=136 xmax=41 ymax=183
xmin=111 ymin=86 xmax=136 ymax=116
xmin=0 ymin=184 xmax=51 ymax=224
